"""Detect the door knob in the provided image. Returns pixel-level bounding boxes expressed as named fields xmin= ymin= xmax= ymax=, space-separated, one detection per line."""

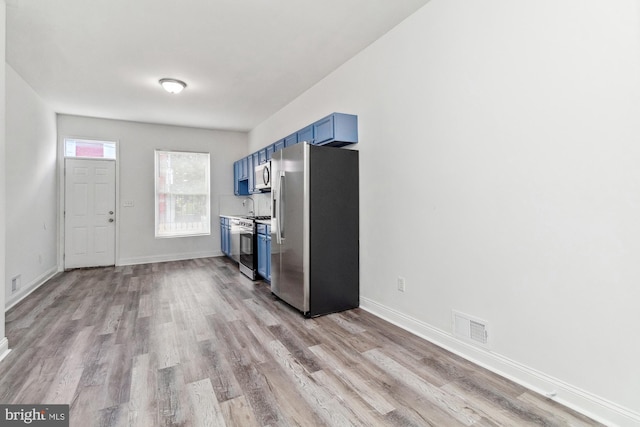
xmin=109 ymin=218 xmax=114 ymax=223
xmin=109 ymin=211 xmax=114 ymax=215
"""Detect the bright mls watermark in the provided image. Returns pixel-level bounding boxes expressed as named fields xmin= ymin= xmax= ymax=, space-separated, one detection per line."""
xmin=0 ymin=405 xmax=69 ymax=426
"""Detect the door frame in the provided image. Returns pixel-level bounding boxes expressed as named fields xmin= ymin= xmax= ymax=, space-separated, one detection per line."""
xmin=58 ymin=136 xmax=120 ymax=270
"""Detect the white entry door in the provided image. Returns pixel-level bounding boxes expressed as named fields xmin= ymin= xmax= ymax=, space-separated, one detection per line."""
xmin=64 ymin=158 xmax=116 ymax=268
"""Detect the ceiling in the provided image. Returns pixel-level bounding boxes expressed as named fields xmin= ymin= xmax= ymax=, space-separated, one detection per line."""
xmin=6 ymin=0 xmax=430 ymax=132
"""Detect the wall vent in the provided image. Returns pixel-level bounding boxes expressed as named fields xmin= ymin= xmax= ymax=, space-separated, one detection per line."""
xmin=453 ymin=310 xmax=489 ymax=347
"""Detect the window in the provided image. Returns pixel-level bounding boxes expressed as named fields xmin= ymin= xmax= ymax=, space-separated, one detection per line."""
xmin=64 ymin=138 xmax=116 ymax=159
xmin=155 ymin=150 xmax=211 ymax=238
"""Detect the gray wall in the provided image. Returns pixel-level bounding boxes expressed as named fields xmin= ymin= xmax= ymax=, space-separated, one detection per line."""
xmin=249 ymin=0 xmax=640 ymax=424
xmin=57 ymin=115 xmax=248 ymax=265
xmin=0 ymin=0 xmax=7 ymax=357
xmin=5 ymin=65 xmax=57 ymax=309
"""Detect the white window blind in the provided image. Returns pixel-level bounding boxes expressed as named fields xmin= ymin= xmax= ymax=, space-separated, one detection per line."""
xmin=155 ymin=150 xmax=211 ymax=238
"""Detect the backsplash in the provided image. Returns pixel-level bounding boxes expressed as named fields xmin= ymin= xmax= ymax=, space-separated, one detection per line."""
xmin=253 ymin=193 xmax=271 ymax=216
xmin=218 ymin=193 xmax=271 ymax=217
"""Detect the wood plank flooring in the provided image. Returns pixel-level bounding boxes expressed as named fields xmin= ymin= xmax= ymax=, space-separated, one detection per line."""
xmin=1 ymin=257 xmax=603 ymax=426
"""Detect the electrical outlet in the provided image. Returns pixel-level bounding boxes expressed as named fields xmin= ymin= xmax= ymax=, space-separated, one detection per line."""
xmin=11 ymin=275 xmax=21 ymax=293
xmin=397 ymin=276 xmax=406 ymax=292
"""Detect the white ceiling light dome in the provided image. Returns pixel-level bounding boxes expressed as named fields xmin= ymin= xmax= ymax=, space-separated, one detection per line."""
xmin=159 ymin=78 xmax=187 ymax=94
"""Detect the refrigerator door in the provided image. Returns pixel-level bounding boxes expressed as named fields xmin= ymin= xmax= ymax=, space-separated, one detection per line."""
xmin=271 ymin=142 xmax=309 ymax=312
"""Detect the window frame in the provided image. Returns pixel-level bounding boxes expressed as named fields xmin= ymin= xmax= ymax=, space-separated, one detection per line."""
xmin=154 ymin=149 xmax=211 ymax=238
xmin=64 ymin=138 xmax=117 ymax=159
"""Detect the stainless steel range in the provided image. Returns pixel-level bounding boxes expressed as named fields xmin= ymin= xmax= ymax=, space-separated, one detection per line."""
xmin=235 ymin=216 xmax=270 ymax=280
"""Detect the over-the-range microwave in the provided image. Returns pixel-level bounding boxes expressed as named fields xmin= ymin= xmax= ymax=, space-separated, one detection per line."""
xmin=254 ymin=161 xmax=271 ymax=191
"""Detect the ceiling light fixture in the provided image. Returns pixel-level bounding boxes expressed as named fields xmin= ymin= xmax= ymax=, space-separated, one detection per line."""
xmin=159 ymin=78 xmax=187 ymax=94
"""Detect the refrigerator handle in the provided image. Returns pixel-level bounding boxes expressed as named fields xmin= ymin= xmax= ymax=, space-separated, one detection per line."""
xmin=276 ymin=170 xmax=285 ymax=244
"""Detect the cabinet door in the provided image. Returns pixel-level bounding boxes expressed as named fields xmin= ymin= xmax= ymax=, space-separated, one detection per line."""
xmin=313 ymin=115 xmax=334 ymax=145
xmin=247 ymin=155 xmax=254 ymax=193
xmin=257 ymin=233 xmax=267 ymax=278
xmin=258 ymin=148 xmax=267 ymax=164
xmin=241 ymin=157 xmax=249 ymax=179
xmin=221 ymin=219 xmax=231 ymax=256
xmin=233 ymin=161 xmax=240 ymax=195
xmin=225 ymin=226 xmax=230 ymax=256
xmin=252 ymin=153 xmax=260 ymax=193
xmin=284 ymin=133 xmax=297 ymax=147
xmin=297 ymin=125 xmax=314 ymax=144
xmin=220 ymin=221 xmax=225 ymax=254
xmin=266 ymin=230 xmax=271 ymax=281
xmin=266 ymin=144 xmax=275 ymax=161
xmin=274 ymin=139 xmax=285 ymax=153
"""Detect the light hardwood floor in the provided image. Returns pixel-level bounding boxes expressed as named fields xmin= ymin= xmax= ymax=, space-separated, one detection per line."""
xmin=1 ymin=257 xmax=603 ymax=426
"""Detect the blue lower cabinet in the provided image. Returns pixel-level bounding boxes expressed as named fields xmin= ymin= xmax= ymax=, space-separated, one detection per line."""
xmin=257 ymin=233 xmax=267 ymax=279
xmin=220 ymin=219 xmax=225 ymax=254
xmin=220 ymin=217 xmax=231 ymax=257
xmin=257 ymin=224 xmax=271 ymax=281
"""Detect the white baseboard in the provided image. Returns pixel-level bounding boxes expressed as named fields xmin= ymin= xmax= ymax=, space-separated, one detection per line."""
xmin=5 ymin=266 xmax=59 ymax=312
xmin=0 ymin=337 xmax=10 ymax=363
xmin=360 ymin=297 xmax=640 ymax=427
xmin=117 ymin=250 xmax=221 ymax=266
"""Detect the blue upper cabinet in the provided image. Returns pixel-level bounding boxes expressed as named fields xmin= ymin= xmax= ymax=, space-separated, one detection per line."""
xmin=239 ymin=156 xmax=249 ymax=180
xmin=258 ymin=148 xmax=267 ymax=164
xmin=284 ymin=132 xmax=297 ymax=147
xmin=313 ymin=115 xmax=334 ymax=145
xmin=312 ymin=113 xmax=358 ymax=147
xmin=266 ymin=144 xmax=275 ymax=160
xmin=234 ymin=113 xmax=357 ymax=193
xmin=297 ymin=124 xmax=314 ymax=144
xmin=248 ymin=154 xmax=257 ymax=193
xmin=274 ymin=139 xmax=285 ymax=153
xmin=233 ymin=161 xmax=249 ymax=196
xmin=234 ymin=158 xmax=250 ymax=196
xmin=233 ymin=161 xmax=240 ymax=195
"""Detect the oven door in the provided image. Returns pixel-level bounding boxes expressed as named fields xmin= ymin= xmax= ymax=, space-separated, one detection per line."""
xmin=238 ymin=226 xmax=256 ymax=279
xmin=229 ymin=219 xmax=242 ymax=263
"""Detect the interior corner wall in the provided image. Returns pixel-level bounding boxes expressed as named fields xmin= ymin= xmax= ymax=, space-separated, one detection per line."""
xmin=0 ymin=0 xmax=8 ymax=352
xmin=249 ymin=0 xmax=640 ymax=424
xmin=5 ymin=65 xmax=58 ymax=309
xmin=56 ymin=115 xmax=248 ymax=266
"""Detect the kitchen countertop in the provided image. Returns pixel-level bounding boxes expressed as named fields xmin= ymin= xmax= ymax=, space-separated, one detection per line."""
xmin=219 ymin=214 xmax=245 ymax=219
xmin=220 ymin=214 xmax=272 ymax=225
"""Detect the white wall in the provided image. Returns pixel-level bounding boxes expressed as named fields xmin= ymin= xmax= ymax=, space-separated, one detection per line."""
xmin=249 ymin=1 xmax=640 ymax=424
xmin=57 ymin=115 xmax=247 ymax=265
xmin=5 ymin=65 xmax=58 ymax=308
xmin=0 ymin=0 xmax=8 ymax=358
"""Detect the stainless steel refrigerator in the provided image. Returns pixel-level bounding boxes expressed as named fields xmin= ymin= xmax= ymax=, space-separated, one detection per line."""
xmin=271 ymin=142 xmax=359 ymax=317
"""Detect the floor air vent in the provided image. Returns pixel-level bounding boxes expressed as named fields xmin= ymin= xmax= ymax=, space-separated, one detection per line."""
xmin=453 ymin=310 xmax=489 ymax=347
